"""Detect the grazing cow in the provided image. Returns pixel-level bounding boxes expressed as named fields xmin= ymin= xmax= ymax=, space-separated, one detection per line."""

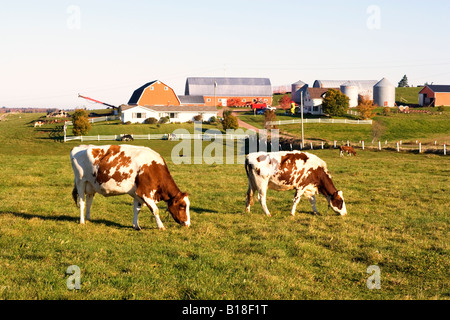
xmin=70 ymin=144 xmax=190 ymax=230
xmin=34 ymin=121 xmax=44 ymax=127
xmin=339 ymin=145 xmax=356 ymax=157
xmin=245 ymin=151 xmax=347 ymax=216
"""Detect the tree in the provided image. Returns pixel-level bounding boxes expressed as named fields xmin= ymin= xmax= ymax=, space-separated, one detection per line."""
xmin=356 ymin=95 xmax=377 ymax=119
xmin=279 ymin=95 xmax=292 ymax=110
xmin=321 ymin=89 xmax=349 ymax=117
xmin=222 ymin=112 xmax=239 ymax=130
xmin=398 ymin=75 xmax=409 ymax=87
xmin=71 ymin=109 xmax=91 ymax=136
xmin=227 ymin=98 xmax=244 ymax=107
xmin=264 ymin=110 xmax=277 ymax=129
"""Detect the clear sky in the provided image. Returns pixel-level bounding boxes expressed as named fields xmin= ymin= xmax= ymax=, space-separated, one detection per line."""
xmin=1 ymin=0 xmax=449 ymax=109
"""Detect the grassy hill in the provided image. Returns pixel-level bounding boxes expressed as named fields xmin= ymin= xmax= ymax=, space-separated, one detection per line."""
xmin=395 ymin=87 xmax=421 ymax=105
xmin=0 ymin=112 xmax=448 ymax=299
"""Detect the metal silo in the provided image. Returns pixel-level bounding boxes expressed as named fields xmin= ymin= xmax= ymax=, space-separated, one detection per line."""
xmin=374 ymin=78 xmax=395 ymax=107
xmin=291 ymin=80 xmax=306 ymax=104
xmin=340 ymin=82 xmax=359 ymax=108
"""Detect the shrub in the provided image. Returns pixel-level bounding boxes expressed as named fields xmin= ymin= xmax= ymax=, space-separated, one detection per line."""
xmin=71 ymin=109 xmax=91 ymax=136
xmin=158 ymin=116 xmax=170 ymax=124
xmin=193 ymin=114 xmax=203 ymax=122
xmin=222 ymin=114 xmax=239 ymax=130
xmin=357 ymin=95 xmax=377 ymax=119
xmin=383 ymin=107 xmax=391 ymax=116
xmin=144 ymin=117 xmax=158 ymax=124
xmin=208 ymin=116 xmax=217 ymax=124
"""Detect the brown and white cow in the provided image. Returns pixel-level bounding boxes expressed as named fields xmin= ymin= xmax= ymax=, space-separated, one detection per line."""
xmin=339 ymin=145 xmax=356 ymax=157
xmin=70 ymin=144 xmax=190 ymax=230
xmin=245 ymin=151 xmax=347 ymax=216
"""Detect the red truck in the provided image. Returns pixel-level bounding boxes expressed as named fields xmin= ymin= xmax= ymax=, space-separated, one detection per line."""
xmin=251 ymin=102 xmax=267 ymax=110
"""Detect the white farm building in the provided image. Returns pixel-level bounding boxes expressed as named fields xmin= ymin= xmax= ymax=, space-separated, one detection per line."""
xmin=121 ymin=105 xmax=218 ymax=124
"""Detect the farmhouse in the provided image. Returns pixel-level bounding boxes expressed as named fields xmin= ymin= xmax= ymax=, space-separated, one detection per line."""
xmin=120 ymin=105 xmax=218 ymax=124
xmin=184 ymin=77 xmax=273 ymax=107
xmin=419 ymin=85 xmax=450 ymax=107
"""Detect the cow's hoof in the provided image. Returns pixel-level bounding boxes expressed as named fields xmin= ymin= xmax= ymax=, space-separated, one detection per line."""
xmin=158 ymin=226 xmax=166 ymax=231
xmin=133 ymin=224 xmax=142 ymax=231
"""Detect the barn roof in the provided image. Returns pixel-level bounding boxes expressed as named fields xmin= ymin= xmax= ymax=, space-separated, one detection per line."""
xmin=313 ymin=80 xmax=378 ymax=90
xmin=178 ymin=95 xmax=205 ymax=104
xmin=121 ymin=105 xmax=217 ymax=113
xmin=127 ymin=81 xmax=157 ymax=105
xmin=185 ymin=77 xmax=272 ymax=97
xmin=424 ymin=85 xmax=450 ymax=93
xmin=308 ymin=88 xmax=338 ymax=99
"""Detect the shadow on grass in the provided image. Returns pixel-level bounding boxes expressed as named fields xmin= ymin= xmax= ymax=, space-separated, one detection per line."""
xmin=1 ymin=210 xmax=130 ymax=229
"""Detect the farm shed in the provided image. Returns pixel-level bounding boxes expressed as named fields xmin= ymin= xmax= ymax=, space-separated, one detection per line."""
xmin=419 ymin=85 xmax=450 ymax=107
xmin=120 ymin=105 xmax=218 ymax=124
xmin=184 ymin=77 xmax=273 ymax=107
xmin=128 ymin=80 xmax=181 ymax=106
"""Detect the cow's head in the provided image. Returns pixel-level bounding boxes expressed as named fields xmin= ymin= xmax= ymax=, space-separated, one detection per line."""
xmin=328 ymin=190 xmax=347 ymax=216
xmin=168 ymin=192 xmax=191 ymax=227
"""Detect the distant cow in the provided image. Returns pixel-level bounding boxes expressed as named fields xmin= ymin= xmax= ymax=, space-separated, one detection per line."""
xmin=339 ymin=145 xmax=356 ymax=157
xmin=245 ymin=151 xmax=347 ymax=216
xmin=70 ymin=144 xmax=190 ymax=230
xmin=34 ymin=121 xmax=44 ymax=127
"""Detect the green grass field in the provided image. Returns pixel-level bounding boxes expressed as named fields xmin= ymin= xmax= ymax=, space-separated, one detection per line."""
xmin=238 ymin=108 xmax=450 ymax=145
xmin=0 ymin=113 xmax=448 ymax=300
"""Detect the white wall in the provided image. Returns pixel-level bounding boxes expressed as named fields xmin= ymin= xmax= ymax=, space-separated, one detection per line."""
xmin=121 ymin=106 xmax=218 ymax=124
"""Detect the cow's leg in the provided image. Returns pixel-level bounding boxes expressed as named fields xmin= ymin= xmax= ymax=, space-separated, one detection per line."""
xmin=140 ymin=196 xmax=165 ymax=230
xmin=133 ymin=197 xmax=143 ymax=230
xmin=291 ymin=189 xmax=304 ymax=216
xmin=76 ymin=183 xmax=86 ymax=225
xmin=245 ymin=183 xmax=254 ymax=213
xmin=258 ymin=185 xmax=271 ymax=217
xmin=309 ymin=195 xmax=319 ymax=215
xmin=85 ymin=194 xmax=94 ymax=221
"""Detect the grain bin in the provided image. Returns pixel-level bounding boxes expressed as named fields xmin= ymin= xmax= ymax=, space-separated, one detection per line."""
xmin=291 ymin=80 xmax=307 ymax=104
xmin=373 ymin=78 xmax=395 ymax=107
xmin=340 ymin=82 xmax=359 ymax=108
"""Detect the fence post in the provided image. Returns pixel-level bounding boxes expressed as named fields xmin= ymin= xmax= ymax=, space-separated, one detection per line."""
xmin=334 ymin=140 xmax=337 ymax=148
xmin=321 ymin=141 xmax=324 ymax=149
xmin=98 ymin=135 xmax=100 ymax=141
xmin=396 ymin=142 xmax=399 ymax=152
xmin=310 ymin=142 xmax=313 ymax=149
xmin=362 ymin=140 xmax=365 ymax=150
xmin=347 ymin=140 xmax=349 ymax=147
xmin=378 ymin=141 xmax=381 ymax=151
xmin=444 ymin=144 xmax=447 ymax=155
xmin=419 ymin=142 xmax=422 ymax=153
xmin=81 ymin=136 xmax=83 ymax=142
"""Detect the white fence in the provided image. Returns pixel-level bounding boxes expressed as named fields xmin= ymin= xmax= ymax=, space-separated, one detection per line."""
xmin=267 ymin=118 xmax=372 ymax=126
xmin=64 ymin=115 xmax=120 ymax=126
xmin=64 ymin=133 xmax=254 ymax=142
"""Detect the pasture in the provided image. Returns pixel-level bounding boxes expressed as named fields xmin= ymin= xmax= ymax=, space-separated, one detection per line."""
xmin=0 ymin=113 xmax=448 ymax=300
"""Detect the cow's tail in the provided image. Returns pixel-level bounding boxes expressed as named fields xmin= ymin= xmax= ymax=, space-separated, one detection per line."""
xmin=72 ymin=184 xmax=79 ymax=207
xmin=245 ymin=157 xmax=258 ymax=206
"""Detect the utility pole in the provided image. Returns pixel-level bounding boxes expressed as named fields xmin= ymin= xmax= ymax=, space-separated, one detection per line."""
xmin=301 ymin=91 xmax=304 ymax=146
